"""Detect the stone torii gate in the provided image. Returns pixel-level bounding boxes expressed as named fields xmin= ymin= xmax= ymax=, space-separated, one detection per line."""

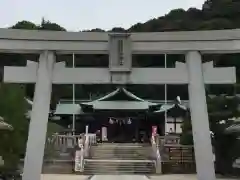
xmin=1 ymin=29 xmax=238 ymax=180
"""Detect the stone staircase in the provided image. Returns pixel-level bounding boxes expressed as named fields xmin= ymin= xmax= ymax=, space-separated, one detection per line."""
xmin=83 ymin=143 xmax=156 ymax=175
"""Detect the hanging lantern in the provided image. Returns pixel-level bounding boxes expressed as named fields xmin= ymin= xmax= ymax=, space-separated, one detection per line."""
xmin=109 ymin=118 xmax=114 ymax=124
xmin=127 ymin=118 xmax=132 ymax=125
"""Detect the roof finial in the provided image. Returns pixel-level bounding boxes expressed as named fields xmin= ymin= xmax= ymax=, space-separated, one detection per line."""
xmin=176 ymin=96 xmax=181 ymax=104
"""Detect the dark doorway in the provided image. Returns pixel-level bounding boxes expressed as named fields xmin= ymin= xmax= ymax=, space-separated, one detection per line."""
xmin=108 ymin=118 xmax=136 ymax=143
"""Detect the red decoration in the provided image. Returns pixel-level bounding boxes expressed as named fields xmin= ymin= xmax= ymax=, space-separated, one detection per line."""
xmin=152 ymin=126 xmax=157 ymax=136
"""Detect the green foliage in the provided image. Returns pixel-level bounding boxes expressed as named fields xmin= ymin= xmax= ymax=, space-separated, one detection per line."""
xmin=0 ymin=84 xmax=28 ymax=172
xmin=198 ymin=18 xmax=234 ymax=30
xmin=110 ymin=27 xmax=126 ymax=32
xmin=180 ymin=96 xmax=240 ymax=174
xmin=83 ymin=28 xmax=105 ymax=32
xmin=207 ymin=96 xmax=240 ymax=173
xmin=44 ymin=122 xmax=64 ymax=159
xmin=11 ymin=21 xmax=38 ymax=30
xmin=0 ymin=84 xmax=64 ymax=171
xmin=180 ymin=112 xmax=193 ymax=145
xmin=39 ymin=18 xmax=66 ymax=31
xmin=128 ymin=0 xmax=240 ymax=32
xmin=10 ymin=18 xmax=66 ymax=31
xmin=181 ymin=96 xmax=240 ymax=144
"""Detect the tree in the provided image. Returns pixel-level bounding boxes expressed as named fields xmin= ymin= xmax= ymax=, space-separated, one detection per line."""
xmin=180 ymin=95 xmax=240 ymax=174
xmin=39 ymin=18 xmax=66 ymax=31
xmin=11 ymin=18 xmax=66 ymax=31
xmin=0 ymin=83 xmax=64 ymax=172
xmin=110 ymin=27 xmax=126 ymax=32
xmin=83 ymin=28 xmax=105 ymax=32
xmin=208 ymin=96 xmax=240 ymax=175
xmin=11 ymin=21 xmax=38 ymax=30
xmin=0 ymin=84 xmax=28 ymax=172
xmin=180 ymin=111 xmax=193 ymax=145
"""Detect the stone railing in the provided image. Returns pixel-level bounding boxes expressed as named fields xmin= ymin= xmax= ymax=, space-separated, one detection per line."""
xmin=151 ymin=134 xmax=196 ymax=174
xmin=161 ymin=144 xmax=195 ymax=174
xmin=151 ymin=134 xmax=162 ymax=174
xmin=46 ymin=134 xmax=83 ymax=152
xmin=74 ymin=133 xmax=97 ymax=172
xmin=159 ymin=135 xmax=180 ymax=145
xmin=44 ymin=133 xmax=97 ymax=172
xmin=0 ymin=156 xmax=4 ymax=166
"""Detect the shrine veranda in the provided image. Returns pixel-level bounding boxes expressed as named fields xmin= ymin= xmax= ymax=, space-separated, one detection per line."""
xmin=1 ymin=28 xmax=238 ymax=180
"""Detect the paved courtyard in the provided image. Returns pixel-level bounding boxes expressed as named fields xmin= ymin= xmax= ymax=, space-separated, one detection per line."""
xmin=41 ymin=174 xmax=239 ymax=180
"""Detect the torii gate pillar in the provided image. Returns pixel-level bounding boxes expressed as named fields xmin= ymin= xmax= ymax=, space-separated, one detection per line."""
xmin=22 ymin=51 xmax=55 ymax=180
xmin=186 ymin=51 xmax=215 ymax=180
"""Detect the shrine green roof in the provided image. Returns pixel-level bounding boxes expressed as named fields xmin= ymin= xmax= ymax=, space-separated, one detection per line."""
xmin=225 ymin=124 xmax=240 ymax=134
xmin=225 ymin=118 xmax=240 ymax=134
xmin=54 ymin=88 xmax=188 ymax=114
xmin=80 ymin=87 xmax=158 ymax=110
xmin=154 ymin=104 xmax=187 ymax=113
xmin=55 ymin=104 xmax=81 ymax=115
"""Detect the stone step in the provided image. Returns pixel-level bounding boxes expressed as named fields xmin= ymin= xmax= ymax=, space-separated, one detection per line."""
xmin=90 ymin=153 xmax=152 ymax=159
xmin=90 ymin=149 xmax=152 ymax=159
xmin=84 ymin=169 xmax=154 ymax=174
xmin=84 ymin=160 xmax=156 ymax=167
xmin=91 ymin=152 xmax=151 ymax=156
xmin=42 ymin=160 xmax=74 ymax=174
xmin=85 ymin=162 xmax=155 ymax=166
xmin=91 ymin=149 xmax=151 ymax=152
xmin=83 ymin=169 xmax=155 ymax=174
xmin=91 ymin=147 xmax=152 ymax=152
xmin=91 ymin=146 xmax=151 ymax=149
xmin=93 ymin=144 xmax=150 ymax=149
xmin=96 ymin=143 xmax=150 ymax=146
xmin=91 ymin=151 xmax=151 ymax=155
xmin=82 ymin=143 xmax=155 ymax=174
xmin=90 ymin=156 xmax=151 ymax=160
xmin=83 ymin=159 xmax=156 ymax=175
xmin=85 ymin=165 xmax=155 ymax=169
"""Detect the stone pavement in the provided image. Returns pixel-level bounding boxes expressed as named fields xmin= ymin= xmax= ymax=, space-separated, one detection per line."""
xmin=150 ymin=175 xmax=238 ymax=180
xmin=41 ymin=174 xmax=89 ymax=180
xmin=41 ymin=174 xmax=238 ymax=180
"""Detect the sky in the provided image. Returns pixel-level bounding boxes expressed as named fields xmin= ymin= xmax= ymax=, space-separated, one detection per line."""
xmin=0 ymin=0 xmax=205 ymax=31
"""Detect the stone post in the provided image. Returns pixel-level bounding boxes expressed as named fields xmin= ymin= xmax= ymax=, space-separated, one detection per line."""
xmin=186 ymin=51 xmax=216 ymax=180
xmin=22 ymin=51 xmax=55 ymax=180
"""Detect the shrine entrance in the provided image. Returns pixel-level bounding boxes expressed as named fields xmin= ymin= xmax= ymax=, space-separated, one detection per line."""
xmin=101 ymin=113 xmax=165 ymax=143
xmin=108 ymin=118 xmax=135 ymax=143
xmin=80 ymin=87 xmax=161 ymax=143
